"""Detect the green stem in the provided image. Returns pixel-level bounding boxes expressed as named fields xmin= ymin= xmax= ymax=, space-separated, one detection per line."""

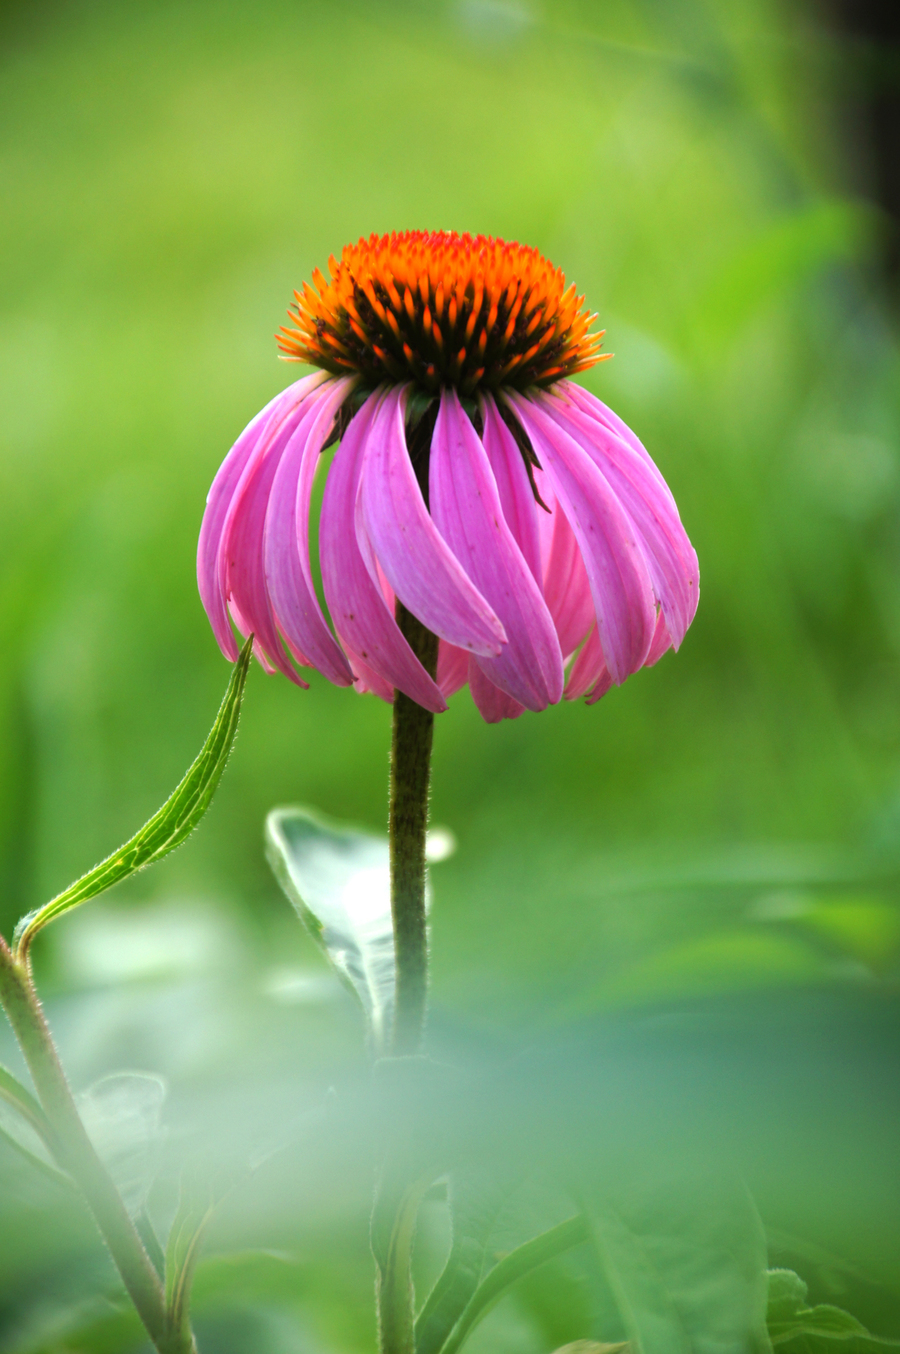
xmin=0 ymin=938 xmax=192 ymax=1354
xmin=373 ymin=1167 xmax=433 ymax=1354
xmin=389 ymin=603 xmax=439 ymax=1057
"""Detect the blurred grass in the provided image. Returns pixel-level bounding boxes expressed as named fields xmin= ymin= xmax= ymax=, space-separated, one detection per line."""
xmin=1 ymin=1 xmax=900 ymax=1345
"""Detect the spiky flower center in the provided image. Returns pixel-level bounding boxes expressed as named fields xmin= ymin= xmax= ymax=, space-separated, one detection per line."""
xmin=277 ymin=230 xmax=607 ymax=395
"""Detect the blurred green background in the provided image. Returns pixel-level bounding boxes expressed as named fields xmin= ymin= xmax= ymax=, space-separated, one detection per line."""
xmin=1 ymin=0 xmax=899 ymax=1350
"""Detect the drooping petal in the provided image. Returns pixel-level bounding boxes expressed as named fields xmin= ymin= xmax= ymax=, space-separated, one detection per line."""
xmin=341 ymin=640 xmax=395 ymax=703
xmin=480 ymin=396 xmax=543 ymax=584
xmin=534 ymin=468 xmax=596 ymax=660
xmin=563 ymin=380 xmax=676 ymax=504
xmin=437 ymin=642 xmax=470 ymax=698
xmin=585 ymin=669 xmax=616 ymax=705
xmin=198 ymin=370 xmax=328 ymax=659
xmin=468 ymin=658 xmax=525 ymax=723
xmin=429 ymin=389 xmax=563 ymax=710
xmin=319 ymin=389 xmax=447 ymax=713
xmin=508 ymin=393 xmax=657 ymax=685
xmin=265 ymin=375 xmax=357 ymax=687
xmin=568 ymin=608 xmax=672 ymax=704
xmin=538 ymin=388 xmax=698 ymax=648
xmin=565 ymin=625 xmax=609 ymax=701
xmin=644 ymin=610 xmax=674 ymax=667
xmin=358 ymin=386 xmax=506 ymax=657
xmin=221 ymin=375 xmax=335 ymax=683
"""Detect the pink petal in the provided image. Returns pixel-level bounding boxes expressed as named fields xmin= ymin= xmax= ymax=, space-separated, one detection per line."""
xmin=319 ymin=389 xmax=447 ymax=713
xmin=437 ymin=642 xmax=470 ymax=698
xmin=585 ymin=665 xmax=615 ymax=705
xmin=539 ymin=485 xmax=596 ymax=660
xmin=341 ymin=639 xmax=395 ymax=703
xmin=565 ymin=625 xmax=607 ymax=700
xmin=429 ymin=389 xmax=563 ymax=710
xmin=357 ymin=387 xmax=506 ymax=657
xmin=468 ymin=658 xmax=525 ymax=723
xmin=562 ymin=381 xmax=675 ymax=504
xmin=644 ymin=610 xmax=674 ymax=666
xmin=532 ymin=465 xmax=555 ymax=549
xmin=480 ymin=396 xmax=543 ymax=584
xmin=567 ymin=607 xmax=672 ymax=703
xmin=539 ymin=389 xmax=698 ymax=648
xmin=198 ymin=371 xmax=328 ymax=659
xmin=265 ymin=376 xmax=357 ymax=687
xmin=508 ymin=393 xmax=657 ymax=685
xmin=221 ymin=376 xmax=335 ymax=683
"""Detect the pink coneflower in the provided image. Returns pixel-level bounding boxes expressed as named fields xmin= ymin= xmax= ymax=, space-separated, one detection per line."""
xmin=198 ymin=231 xmax=698 ymax=722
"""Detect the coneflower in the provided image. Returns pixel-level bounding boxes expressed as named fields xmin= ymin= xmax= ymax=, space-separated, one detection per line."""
xmin=197 ymin=230 xmax=699 ymax=1052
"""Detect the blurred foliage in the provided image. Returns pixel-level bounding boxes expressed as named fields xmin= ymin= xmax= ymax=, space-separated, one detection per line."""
xmin=1 ymin=0 xmax=900 ymax=1349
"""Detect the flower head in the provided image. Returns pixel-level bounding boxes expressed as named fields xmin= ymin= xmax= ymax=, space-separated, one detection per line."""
xmin=276 ymin=230 xmax=605 ymax=394
xmin=198 ymin=231 xmax=698 ymax=722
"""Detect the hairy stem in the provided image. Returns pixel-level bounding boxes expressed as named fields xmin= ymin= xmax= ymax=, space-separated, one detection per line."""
xmin=0 ymin=939 xmax=192 ymax=1354
xmin=389 ymin=604 xmax=439 ymax=1057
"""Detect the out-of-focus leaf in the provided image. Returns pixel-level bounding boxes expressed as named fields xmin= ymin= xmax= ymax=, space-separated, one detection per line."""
xmin=0 ymin=1295 xmax=144 ymax=1354
xmin=0 ymin=1063 xmax=56 ymax=1156
xmin=551 ymin=1343 xmax=629 ymax=1354
xmin=795 ymin=899 xmax=900 ymax=974
xmin=77 ymin=1072 xmax=166 ymax=1217
xmin=438 ymin=1214 xmax=590 ymax=1354
xmin=165 ymin=1173 xmax=221 ymax=1344
xmin=416 ymin=1169 xmax=580 ymax=1354
xmin=586 ymin=1177 xmax=772 ymax=1354
xmin=768 ymin=1270 xmax=812 ymax=1323
xmin=584 ymin=931 xmax=828 ymax=1013
xmin=12 ymin=636 xmax=252 ymax=958
xmin=767 ymin=1269 xmax=899 ymax=1348
xmin=165 ymin=1165 xmax=247 ymax=1343
xmin=690 ymin=200 xmax=877 ymax=350
xmin=265 ymin=807 xmax=400 ymax=1054
xmin=191 ymin=1249 xmax=306 ymax=1304
xmin=0 ymin=1062 xmax=71 ymax=1188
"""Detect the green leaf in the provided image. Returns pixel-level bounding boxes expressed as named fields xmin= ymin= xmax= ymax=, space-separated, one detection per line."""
xmin=13 ymin=636 xmax=253 ymax=959
xmin=77 ymin=1072 xmax=166 ymax=1218
xmin=416 ymin=1170 xmax=581 ymax=1354
xmin=767 ymin=1270 xmax=810 ymax=1324
xmin=0 ymin=1294 xmax=144 ymax=1354
xmin=164 ymin=1157 xmax=249 ymax=1341
xmin=0 ymin=1061 xmax=71 ymax=1187
xmin=586 ymin=1177 xmax=772 ymax=1354
xmin=164 ymin=1172 xmax=222 ymax=1342
xmin=0 ymin=1061 xmax=56 ymax=1152
xmin=766 ymin=1268 xmax=899 ymax=1349
xmin=551 ymin=1344 xmax=630 ymax=1354
xmin=265 ymin=807 xmax=400 ymax=1053
xmin=437 ymin=1214 xmax=591 ymax=1354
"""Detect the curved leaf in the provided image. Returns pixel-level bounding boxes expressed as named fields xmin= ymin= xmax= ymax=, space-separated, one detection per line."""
xmin=266 ymin=807 xmax=408 ymax=1054
xmin=77 ymin=1073 xmax=166 ymax=1218
xmin=586 ymin=1178 xmax=772 ymax=1354
xmin=416 ymin=1169 xmax=579 ymax=1354
xmin=437 ymin=1214 xmax=590 ymax=1354
xmin=164 ymin=1163 xmax=246 ymax=1343
xmin=767 ymin=1269 xmax=900 ymax=1348
xmin=0 ymin=1061 xmax=71 ymax=1187
xmin=13 ymin=636 xmax=253 ymax=959
xmin=165 ymin=1175 xmax=219 ymax=1342
xmin=0 ymin=1061 xmax=56 ymax=1149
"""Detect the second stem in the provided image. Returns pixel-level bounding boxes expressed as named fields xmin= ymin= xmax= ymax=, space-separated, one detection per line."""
xmin=389 ymin=604 xmax=438 ymax=1057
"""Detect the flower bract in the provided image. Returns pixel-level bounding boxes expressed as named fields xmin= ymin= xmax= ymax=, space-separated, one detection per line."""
xmin=198 ymin=231 xmax=698 ymax=722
